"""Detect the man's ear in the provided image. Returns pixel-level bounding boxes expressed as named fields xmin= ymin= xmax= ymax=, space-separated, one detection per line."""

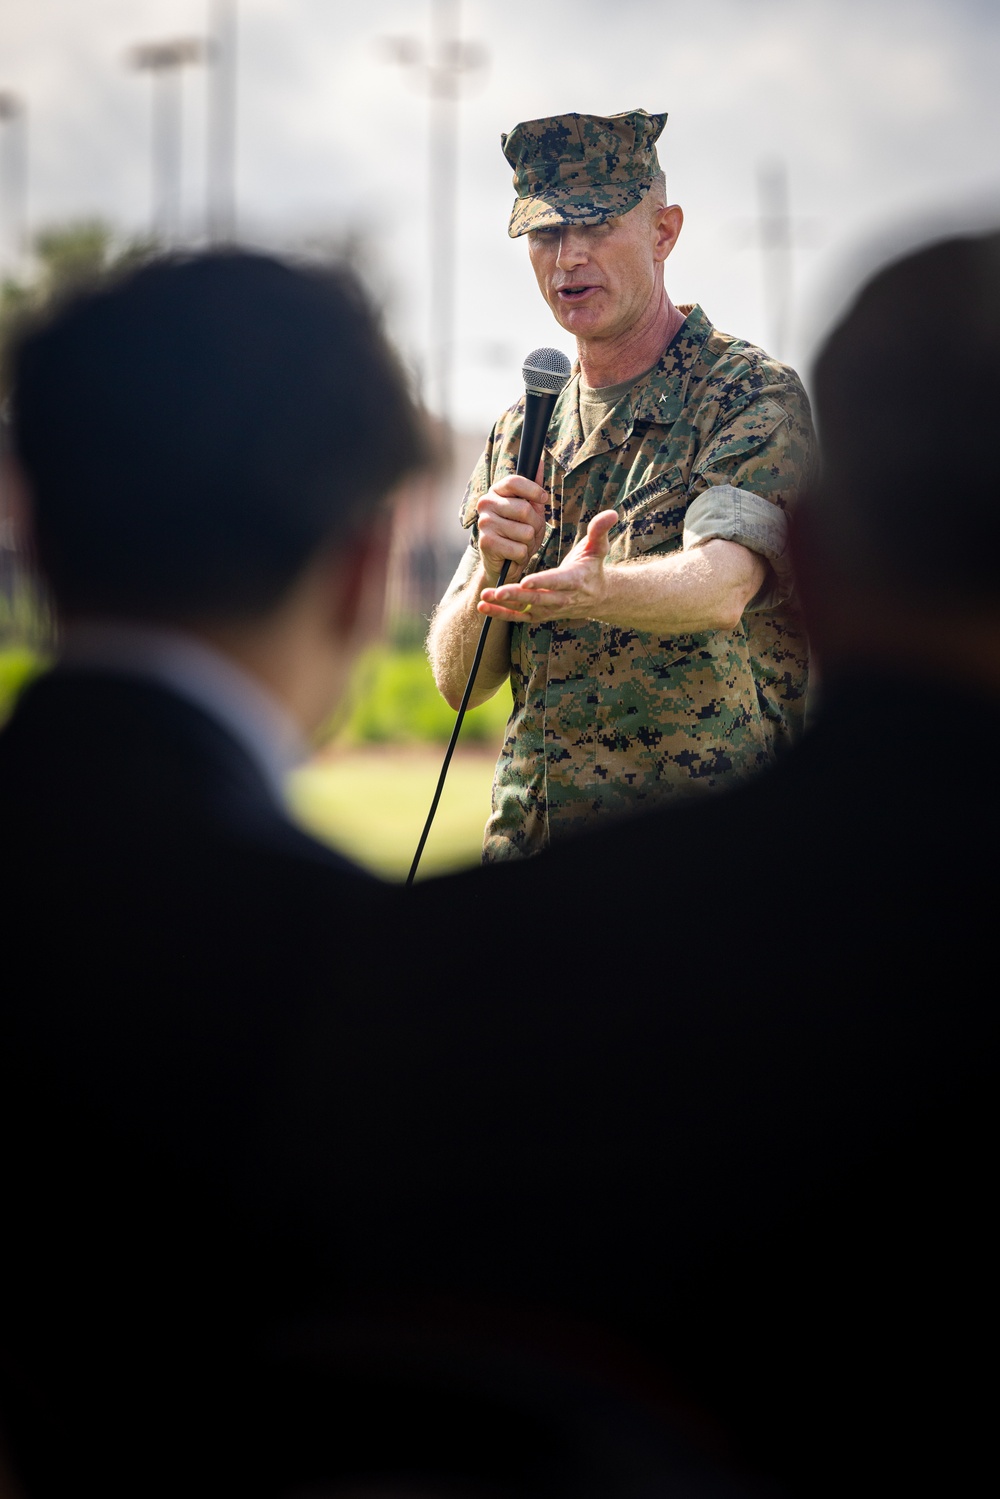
xmin=325 ymin=512 xmax=393 ymax=645
xmin=789 ymin=496 xmax=858 ymax=626
xmin=788 ymin=498 xmax=837 ymax=639
xmin=790 ymin=495 xmax=874 ymax=669
xmin=0 ymin=456 xmax=36 ymax=554
xmin=653 ymin=204 xmax=683 ymax=264
xmin=788 ymin=502 xmax=818 ymax=613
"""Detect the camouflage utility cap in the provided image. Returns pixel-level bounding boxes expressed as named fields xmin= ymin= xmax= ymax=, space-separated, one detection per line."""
xmin=502 ymin=109 xmax=667 ymax=239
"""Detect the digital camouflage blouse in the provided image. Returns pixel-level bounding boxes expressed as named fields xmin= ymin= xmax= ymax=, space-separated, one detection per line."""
xmin=454 ymin=305 xmax=816 ymax=861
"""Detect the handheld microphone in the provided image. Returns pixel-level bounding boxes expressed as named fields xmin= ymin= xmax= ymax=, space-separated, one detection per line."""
xmin=515 ymin=346 xmax=575 ymax=478
xmin=406 ymin=346 xmax=572 ymax=885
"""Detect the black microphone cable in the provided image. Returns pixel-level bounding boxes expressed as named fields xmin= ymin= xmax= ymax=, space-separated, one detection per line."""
xmin=406 ymin=346 xmax=572 ymax=886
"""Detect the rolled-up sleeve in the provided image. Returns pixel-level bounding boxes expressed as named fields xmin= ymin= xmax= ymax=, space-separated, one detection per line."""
xmin=682 ymin=483 xmax=793 ymax=608
xmin=680 ymin=368 xmax=815 ymax=610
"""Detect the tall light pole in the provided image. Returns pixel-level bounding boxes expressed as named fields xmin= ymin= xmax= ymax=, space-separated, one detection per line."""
xmin=382 ymin=0 xmax=487 ymax=440
xmin=0 ymin=91 xmax=28 ymax=278
xmin=128 ymin=39 xmax=204 ymax=245
xmin=207 ymin=0 xmax=238 ymax=242
xmin=757 ymin=159 xmax=793 ymax=359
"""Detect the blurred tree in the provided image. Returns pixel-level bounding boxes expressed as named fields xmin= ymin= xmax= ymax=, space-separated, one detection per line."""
xmin=33 ymin=218 xmax=115 ymax=292
xmin=1 ymin=219 xmax=157 ymax=379
xmin=0 ymin=219 xmax=158 ymax=654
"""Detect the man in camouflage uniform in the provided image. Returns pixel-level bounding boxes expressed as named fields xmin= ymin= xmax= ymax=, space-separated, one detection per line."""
xmin=428 ymin=109 xmax=815 ymax=860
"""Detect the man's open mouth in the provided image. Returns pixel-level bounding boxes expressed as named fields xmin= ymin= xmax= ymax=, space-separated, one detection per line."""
xmin=557 ymin=285 xmax=596 ymax=301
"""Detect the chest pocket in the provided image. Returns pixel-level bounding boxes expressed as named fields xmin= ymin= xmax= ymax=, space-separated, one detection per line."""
xmin=607 ymin=463 xmax=688 ymax=562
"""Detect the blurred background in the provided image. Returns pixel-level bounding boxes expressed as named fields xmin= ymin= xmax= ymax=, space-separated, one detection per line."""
xmin=2 ymin=0 xmax=998 ymax=874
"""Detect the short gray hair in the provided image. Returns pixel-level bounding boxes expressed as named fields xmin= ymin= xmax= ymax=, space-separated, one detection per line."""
xmin=646 ymin=169 xmax=667 ymax=209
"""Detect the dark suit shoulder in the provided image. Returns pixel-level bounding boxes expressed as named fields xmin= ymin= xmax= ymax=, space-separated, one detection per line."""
xmin=1 ymin=667 xmax=366 ymax=868
xmin=1 ymin=668 xmax=398 ymax=1038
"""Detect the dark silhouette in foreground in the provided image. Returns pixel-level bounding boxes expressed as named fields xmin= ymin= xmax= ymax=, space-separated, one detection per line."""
xmin=410 ymin=228 xmax=1000 ymax=1493
xmin=0 ymin=254 xmax=751 ymax=1499
xmin=0 ymin=253 xmax=434 ymax=1497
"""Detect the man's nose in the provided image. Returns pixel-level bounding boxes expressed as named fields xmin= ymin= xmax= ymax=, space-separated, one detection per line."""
xmin=555 ymin=230 xmax=589 ymax=270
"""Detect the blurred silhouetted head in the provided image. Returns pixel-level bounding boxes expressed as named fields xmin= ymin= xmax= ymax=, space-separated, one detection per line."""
xmin=809 ymin=228 xmax=1000 ymax=604
xmin=7 ymin=251 xmax=427 ymax=621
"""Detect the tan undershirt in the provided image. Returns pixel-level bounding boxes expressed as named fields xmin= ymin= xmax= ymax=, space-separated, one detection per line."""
xmin=578 ymin=362 xmax=658 ymax=442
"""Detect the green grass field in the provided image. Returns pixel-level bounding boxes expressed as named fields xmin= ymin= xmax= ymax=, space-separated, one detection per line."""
xmin=288 ymin=747 xmax=497 ymax=880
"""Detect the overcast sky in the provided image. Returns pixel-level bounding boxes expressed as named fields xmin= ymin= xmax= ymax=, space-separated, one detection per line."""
xmin=3 ymin=0 xmax=999 ymax=436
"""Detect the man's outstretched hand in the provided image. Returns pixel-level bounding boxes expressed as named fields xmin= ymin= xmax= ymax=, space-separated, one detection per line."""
xmin=478 ymin=510 xmax=619 ymax=623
